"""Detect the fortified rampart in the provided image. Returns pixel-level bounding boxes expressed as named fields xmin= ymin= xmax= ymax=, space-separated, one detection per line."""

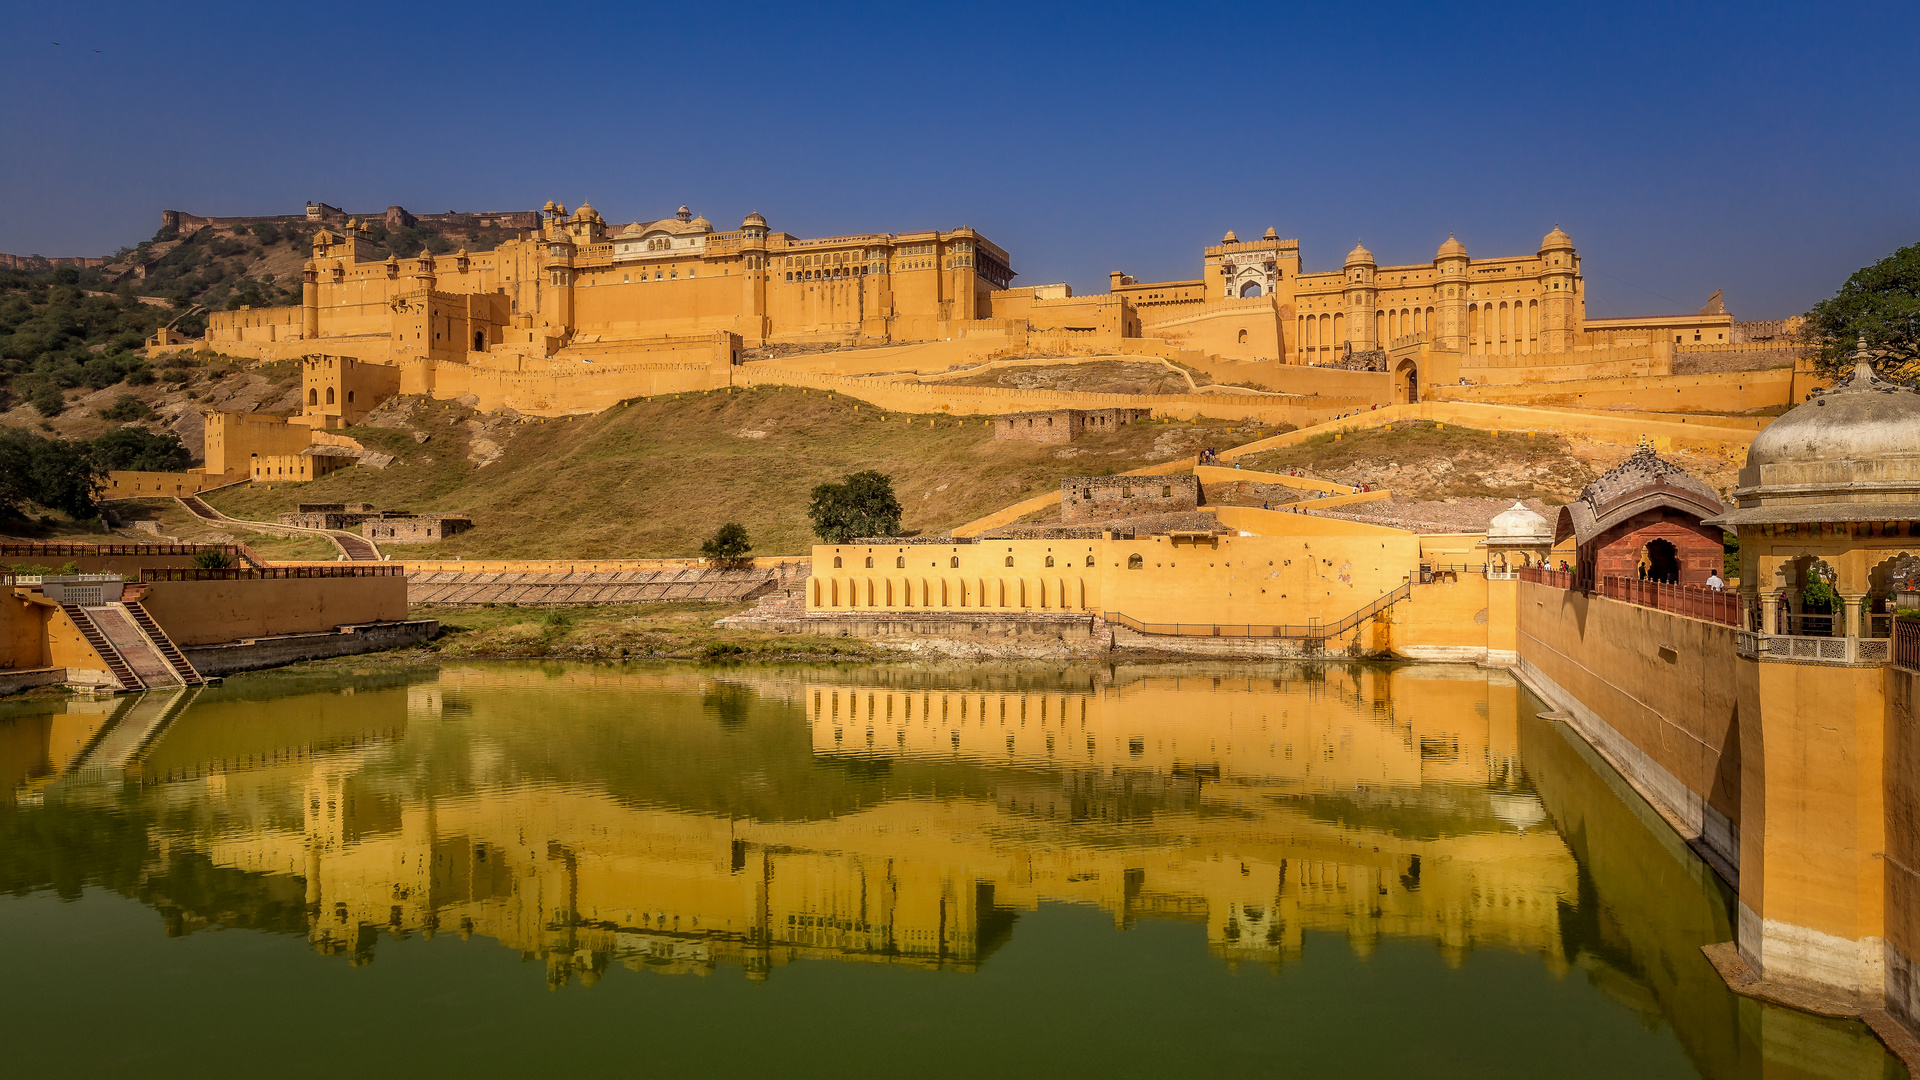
xmin=1429 ymin=369 xmax=1800 ymax=413
xmin=0 ymin=253 xmax=111 ymax=271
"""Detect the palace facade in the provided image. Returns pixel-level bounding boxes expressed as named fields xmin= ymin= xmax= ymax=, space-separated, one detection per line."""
xmin=217 ymin=202 xmax=1014 ymax=357
xmin=1109 ymin=226 xmax=1734 ymax=365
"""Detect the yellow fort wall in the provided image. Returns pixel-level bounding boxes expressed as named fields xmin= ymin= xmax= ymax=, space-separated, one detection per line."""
xmin=809 ymin=522 xmax=1421 ymax=630
xmin=101 ymin=470 xmax=245 ymax=500
xmin=1430 ymin=368 xmax=1796 ymax=414
xmin=138 ymin=576 xmax=408 ymax=646
xmin=1216 ymin=400 xmax=1765 ymax=459
xmin=1512 ymin=581 xmax=1745 ymax=878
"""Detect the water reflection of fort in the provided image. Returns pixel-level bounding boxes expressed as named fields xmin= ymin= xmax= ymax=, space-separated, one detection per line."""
xmin=1 ymin=664 xmax=1580 ymax=988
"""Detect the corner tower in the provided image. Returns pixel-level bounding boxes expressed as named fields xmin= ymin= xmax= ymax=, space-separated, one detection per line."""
xmin=1538 ymin=225 xmax=1578 ymax=352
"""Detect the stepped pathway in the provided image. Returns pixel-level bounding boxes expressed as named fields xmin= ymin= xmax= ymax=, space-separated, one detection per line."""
xmin=177 ymin=496 xmax=383 ymax=561
xmin=407 ymin=566 xmax=785 ymax=606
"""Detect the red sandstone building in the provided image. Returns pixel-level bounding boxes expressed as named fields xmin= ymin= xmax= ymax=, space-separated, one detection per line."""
xmin=1554 ymin=448 xmax=1726 ymax=590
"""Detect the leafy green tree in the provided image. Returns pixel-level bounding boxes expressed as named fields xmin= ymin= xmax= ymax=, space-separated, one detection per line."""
xmin=807 ymin=471 xmax=902 ymax=543
xmin=90 ymin=426 xmax=191 ymax=472
xmin=701 ymin=522 xmax=753 ymax=564
xmin=1805 ymin=242 xmax=1920 ymax=380
xmin=0 ymin=428 xmax=103 ymax=518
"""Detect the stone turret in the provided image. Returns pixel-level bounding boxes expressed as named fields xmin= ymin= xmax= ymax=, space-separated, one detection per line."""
xmin=1344 ymin=242 xmax=1377 ymax=351
xmin=1538 ymin=225 xmax=1578 ymax=352
xmin=1434 ymin=235 xmax=1470 ymax=352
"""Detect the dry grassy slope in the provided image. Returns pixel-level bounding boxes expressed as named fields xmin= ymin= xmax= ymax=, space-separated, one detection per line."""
xmin=106 ymin=498 xmax=338 ymax=561
xmin=1237 ymin=420 xmax=1741 ymax=505
xmin=1238 ymin=422 xmax=1599 ymax=503
xmin=203 ymin=386 xmax=1272 ymax=559
xmin=940 ymin=360 xmax=1207 ymax=395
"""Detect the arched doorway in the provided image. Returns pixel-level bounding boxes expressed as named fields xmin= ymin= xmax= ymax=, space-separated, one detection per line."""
xmin=473 ymin=330 xmax=486 ymax=351
xmin=1643 ymin=539 xmax=1679 ymax=584
xmin=1395 ymin=359 xmax=1419 ymax=404
xmin=1240 ymin=281 xmax=1263 ymax=298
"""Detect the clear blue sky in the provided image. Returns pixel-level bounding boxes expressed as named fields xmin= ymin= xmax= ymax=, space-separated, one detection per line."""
xmin=3 ymin=0 xmax=1915 ymax=319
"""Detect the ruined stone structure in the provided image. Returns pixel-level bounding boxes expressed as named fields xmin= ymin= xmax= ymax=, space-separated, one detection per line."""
xmin=278 ymin=504 xmax=379 ymax=530
xmin=992 ymin=407 xmax=1151 ymax=444
xmin=362 ymin=513 xmax=473 ymax=544
xmin=1060 ymin=475 xmax=1200 ymax=524
xmin=1554 ymin=448 xmax=1727 ymax=589
xmin=278 ymin=505 xmax=472 ymax=542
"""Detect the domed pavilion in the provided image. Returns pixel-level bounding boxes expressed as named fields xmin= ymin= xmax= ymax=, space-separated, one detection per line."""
xmin=1708 ymin=344 xmax=1920 ymax=662
xmin=1480 ymin=501 xmax=1552 ymax=576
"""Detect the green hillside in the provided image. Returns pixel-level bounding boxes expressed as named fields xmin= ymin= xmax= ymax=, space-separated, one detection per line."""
xmin=203 ymin=386 xmax=1270 ymax=559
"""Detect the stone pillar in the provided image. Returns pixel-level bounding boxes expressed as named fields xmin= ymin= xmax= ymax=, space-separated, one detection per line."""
xmin=1843 ymin=593 xmax=1865 ymax=639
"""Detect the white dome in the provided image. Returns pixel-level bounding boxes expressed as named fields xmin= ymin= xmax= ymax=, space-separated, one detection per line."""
xmin=1487 ymin=500 xmax=1550 ymax=540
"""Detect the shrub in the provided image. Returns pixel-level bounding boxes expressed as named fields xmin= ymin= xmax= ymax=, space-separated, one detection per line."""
xmin=190 ymin=549 xmax=233 ymax=569
xmin=98 ymin=394 xmax=153 ymax=421
xmin=28 ymin=383 xmax=65 ymax=417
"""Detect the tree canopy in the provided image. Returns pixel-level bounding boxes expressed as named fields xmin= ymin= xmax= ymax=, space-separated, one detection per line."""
xmin=700 ymin=522 xmax=752 ymax=564
xmin=807 ymin=471 xmax=902 ymax=544
xmin=89 ymin=426 xmax=192 ymax=473
xmin=1805 ymin=241 xmax=1920 ymax=380
xmin=0 ymin=428 xmax=105 ymax=519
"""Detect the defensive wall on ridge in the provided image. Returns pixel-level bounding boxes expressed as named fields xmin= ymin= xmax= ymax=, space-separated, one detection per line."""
xmin=1429 ymin=369 xmax=1805 ymax=413
xmin=731 ymin=367 xmax=1372 ymax=426
xmin=1214 ymin=400 xmax=1768 ymax=460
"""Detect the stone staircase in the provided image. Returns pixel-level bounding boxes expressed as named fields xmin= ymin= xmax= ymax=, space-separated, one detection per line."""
xmin=61 ymin=594 xmax=205 ymax=692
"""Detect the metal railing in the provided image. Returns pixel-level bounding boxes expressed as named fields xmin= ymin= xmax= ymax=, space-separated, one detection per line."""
xmin=1600 ymin=577 xmax=1743 ymax=627
xmin=1898 ymin=619 xmax=1920 ymax=671
xmin=138 ymin=565 xmax=406 ymax=581
xmin=1 ymin=543 xmax=244 ymax=557
xmin=1518 ymin=566 xmax=1574 ymax=589
xmin=1107 ymin=582 xmax=1412 ymax=643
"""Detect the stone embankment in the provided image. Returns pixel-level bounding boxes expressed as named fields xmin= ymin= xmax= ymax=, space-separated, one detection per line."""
xmin=408 ymin=565 xmax=795 ymax=606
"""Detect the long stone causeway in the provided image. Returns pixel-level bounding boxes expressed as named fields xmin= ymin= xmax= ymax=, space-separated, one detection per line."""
xmin=406 ymin=566 xmax=786 ymax=606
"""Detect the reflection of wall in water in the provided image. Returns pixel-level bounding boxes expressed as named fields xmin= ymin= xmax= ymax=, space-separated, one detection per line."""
xmin=805 ymin=666 xmax=1523 ymax=790
xmin=51 ymin=667 xmax=1573 ymax=986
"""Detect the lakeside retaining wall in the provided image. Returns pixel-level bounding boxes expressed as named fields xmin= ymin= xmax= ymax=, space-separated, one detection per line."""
xmin=1511 ymin=580 xmax=1744 ymax=877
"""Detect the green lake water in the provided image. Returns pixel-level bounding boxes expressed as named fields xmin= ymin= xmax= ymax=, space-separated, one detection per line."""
xmin=0 ymin=660 xmax=1903 ymax=1078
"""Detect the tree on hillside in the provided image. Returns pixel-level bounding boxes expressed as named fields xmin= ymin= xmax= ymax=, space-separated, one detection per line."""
xmin=700 ymin=522 xmax=753 ymax=566
xmin=0 ymin=428 xmax=103 ymax=519
xmin=90 ymin=426 xmax=191 ymax=473
xmin=1805 ymin=242 xmax=1920 ymax=380
xmin=808 ymin=471 xmax=902 ymax=543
